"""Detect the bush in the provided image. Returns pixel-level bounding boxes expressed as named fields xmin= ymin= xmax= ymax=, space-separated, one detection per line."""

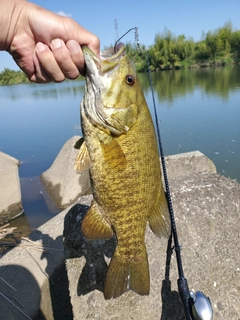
xmin=0 ymin=68 xmax=29 ymax=85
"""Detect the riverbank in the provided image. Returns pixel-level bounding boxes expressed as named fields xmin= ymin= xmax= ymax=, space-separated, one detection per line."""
xmin=0 ymin=151 xmax=240 ymax=319
xmin=1 ymin=61 xmax=240 ymax=86
xmin=0 ymin=68 xmax=29 ymax=85
xmin=0 ymin=69 xmax=84 ymax=86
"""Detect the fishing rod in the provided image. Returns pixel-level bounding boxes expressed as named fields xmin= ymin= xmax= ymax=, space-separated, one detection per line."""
xmin=145 ymin=45 xmax=213 ymax=320
xmin=115 ymin=27 xmax=213 ymax=320
xmin=146 ymin=57 xmax=212 ymax=320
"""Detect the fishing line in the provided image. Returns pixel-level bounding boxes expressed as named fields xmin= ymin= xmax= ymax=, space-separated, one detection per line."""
xmin=116 ymin=27 xmax=212 ymax=320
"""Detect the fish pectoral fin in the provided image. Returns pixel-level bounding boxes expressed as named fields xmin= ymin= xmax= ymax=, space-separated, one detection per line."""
xmin=98 ymin=133 xmax=127 ymax=170
xmin=148 ymin=190 xmax=171 ymax=238
xmin=104 ymin=246 xmax=150 ymax=299
xmin=74 ymin=140 xmax=90 ymax=173
xmin=82 ymin=201 xmax=113 ymax=240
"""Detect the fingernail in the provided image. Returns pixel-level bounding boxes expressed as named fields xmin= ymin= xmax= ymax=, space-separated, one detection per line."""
xmin=51 ymin=39 xmax=63 ymax=49
xmin=35 ymin=42 xmax=46 ymax=52
xmin=67 ymin=40 xmax=80 ymax=54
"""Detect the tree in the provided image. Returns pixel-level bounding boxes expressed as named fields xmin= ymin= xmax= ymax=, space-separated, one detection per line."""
xmin=0 ymin=68 xmax=29 ymax=85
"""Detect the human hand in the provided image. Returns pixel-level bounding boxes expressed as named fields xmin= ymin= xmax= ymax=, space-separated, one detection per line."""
xmin=2 ymin=0 xmax=99 ymax=83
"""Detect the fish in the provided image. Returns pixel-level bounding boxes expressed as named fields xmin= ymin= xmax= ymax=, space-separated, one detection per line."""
xmin=75 ymin=43 xmax=170 ymax=299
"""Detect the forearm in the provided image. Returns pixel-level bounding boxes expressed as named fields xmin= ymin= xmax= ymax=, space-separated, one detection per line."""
xmin=0 ymin=0 xmax=27 ymax=50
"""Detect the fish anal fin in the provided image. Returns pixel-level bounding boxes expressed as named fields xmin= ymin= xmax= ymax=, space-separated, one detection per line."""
xmin=82 ymin=201 xmax=113 ymax=240
xmin=104 ymin=247 xmax=150 ymax=299
xmin=74 ymin=140 xmax=90 ymax=173
xmin=148 ymin=191 xmax=171 ymax=238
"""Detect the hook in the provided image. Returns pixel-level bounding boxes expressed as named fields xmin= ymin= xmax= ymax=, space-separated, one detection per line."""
xmin=114 ymin=27 xmax=140 ymax=52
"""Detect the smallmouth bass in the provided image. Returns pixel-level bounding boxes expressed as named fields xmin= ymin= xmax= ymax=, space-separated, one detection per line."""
xmin=75 ymin=43 xmax=170 ymax=299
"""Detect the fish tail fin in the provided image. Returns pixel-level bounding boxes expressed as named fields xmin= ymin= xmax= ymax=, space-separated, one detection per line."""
xmin=104 ymin=246 xmax=150 ymax=299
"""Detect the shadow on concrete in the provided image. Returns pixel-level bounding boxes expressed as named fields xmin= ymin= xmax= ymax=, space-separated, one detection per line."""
xmin=0 ymin=230 xmax=73 ymax=320
xmin=63 ymin=204 xmax=116 ymax=296
xmin=0 ymin=264 xmax=44 ymax=320
xmin=160 ymin=236 xmax=185 ymax=320
xmin=30 ymin=231 xmax=73 ymax=320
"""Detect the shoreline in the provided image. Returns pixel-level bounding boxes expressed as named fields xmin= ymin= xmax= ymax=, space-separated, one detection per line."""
xmin=1 ymin=61 xmax=239 ymax=86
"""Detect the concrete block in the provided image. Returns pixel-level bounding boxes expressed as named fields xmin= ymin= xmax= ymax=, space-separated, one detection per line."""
xmin=164 ymin=150 xmax=217 ymax=179
xmin=40 ymin=136 xmax=91 ymax=209
xmin=0 ymin=151 xmax=23 ymax=224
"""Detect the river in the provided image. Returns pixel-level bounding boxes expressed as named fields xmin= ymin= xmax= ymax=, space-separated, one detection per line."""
xmin=0 ymin=65 xmax=240 ymax=232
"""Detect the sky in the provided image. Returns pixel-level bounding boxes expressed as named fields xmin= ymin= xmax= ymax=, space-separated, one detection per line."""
xmin=1 ymin=0 xmax=240 ymax=71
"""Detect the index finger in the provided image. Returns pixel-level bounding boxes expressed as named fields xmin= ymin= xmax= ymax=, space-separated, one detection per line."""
xmin=87 ymin=34 xmax=100 ymax=56
xmin=61 ymin=19 xmax=100 ymax=56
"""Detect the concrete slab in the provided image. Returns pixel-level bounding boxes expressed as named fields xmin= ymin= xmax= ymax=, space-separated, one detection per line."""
xmin=64 ymin=173 xmax=240 ymax=320
xmin=0 ymin=151 xmax=23 ymax=224
xmin=40 ymin=136 xmax=91 ymax=209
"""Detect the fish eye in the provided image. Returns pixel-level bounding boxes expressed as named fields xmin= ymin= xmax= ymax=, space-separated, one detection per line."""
xmin=126 ymin=74 xmax=135 ymax=85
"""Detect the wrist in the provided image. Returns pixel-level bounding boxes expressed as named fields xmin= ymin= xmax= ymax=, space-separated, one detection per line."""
xmin=0 ymin=0 xmax=27 ymax=51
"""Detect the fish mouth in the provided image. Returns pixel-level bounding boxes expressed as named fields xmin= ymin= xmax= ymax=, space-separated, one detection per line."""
xmin=82 ymin=43 xmax=129 ymax=135
xmin=82 ymin=43 xmax=126 ymax=73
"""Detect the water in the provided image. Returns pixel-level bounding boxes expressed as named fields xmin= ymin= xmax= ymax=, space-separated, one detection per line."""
xmin=140 ymin=66 xmax=240 ymax=181
xmin=0 ymin=66 xmax=240 ymax=231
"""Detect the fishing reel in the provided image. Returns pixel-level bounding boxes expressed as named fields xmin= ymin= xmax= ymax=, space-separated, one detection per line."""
xmin=189 ymin=291 xmax=213 ymax=320
xmin=178 ymin=277 xmax=213 ymax=320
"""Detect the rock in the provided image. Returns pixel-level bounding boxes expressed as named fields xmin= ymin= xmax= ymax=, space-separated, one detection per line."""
xmin=40 ymin=136 xmax=91 ymax=209
xmin=0 ymin=151 xmax=23 ymax=224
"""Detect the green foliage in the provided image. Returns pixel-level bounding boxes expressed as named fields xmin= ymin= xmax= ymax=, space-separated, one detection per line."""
xmin=230 ymin=30 xmax=240 ymax=61
xmin=0 ymin=68 xmax=29 ymax=85
xmin=125 ymin=21 xmax=240 ymax=72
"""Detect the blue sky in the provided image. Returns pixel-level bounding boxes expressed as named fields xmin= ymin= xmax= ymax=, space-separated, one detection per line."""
xmin=1 ymin=0 xmax=240 ymax=71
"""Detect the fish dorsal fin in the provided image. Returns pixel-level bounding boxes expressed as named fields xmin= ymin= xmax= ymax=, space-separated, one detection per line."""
xmin=74 ymin=139 xmax=90 ymax=173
